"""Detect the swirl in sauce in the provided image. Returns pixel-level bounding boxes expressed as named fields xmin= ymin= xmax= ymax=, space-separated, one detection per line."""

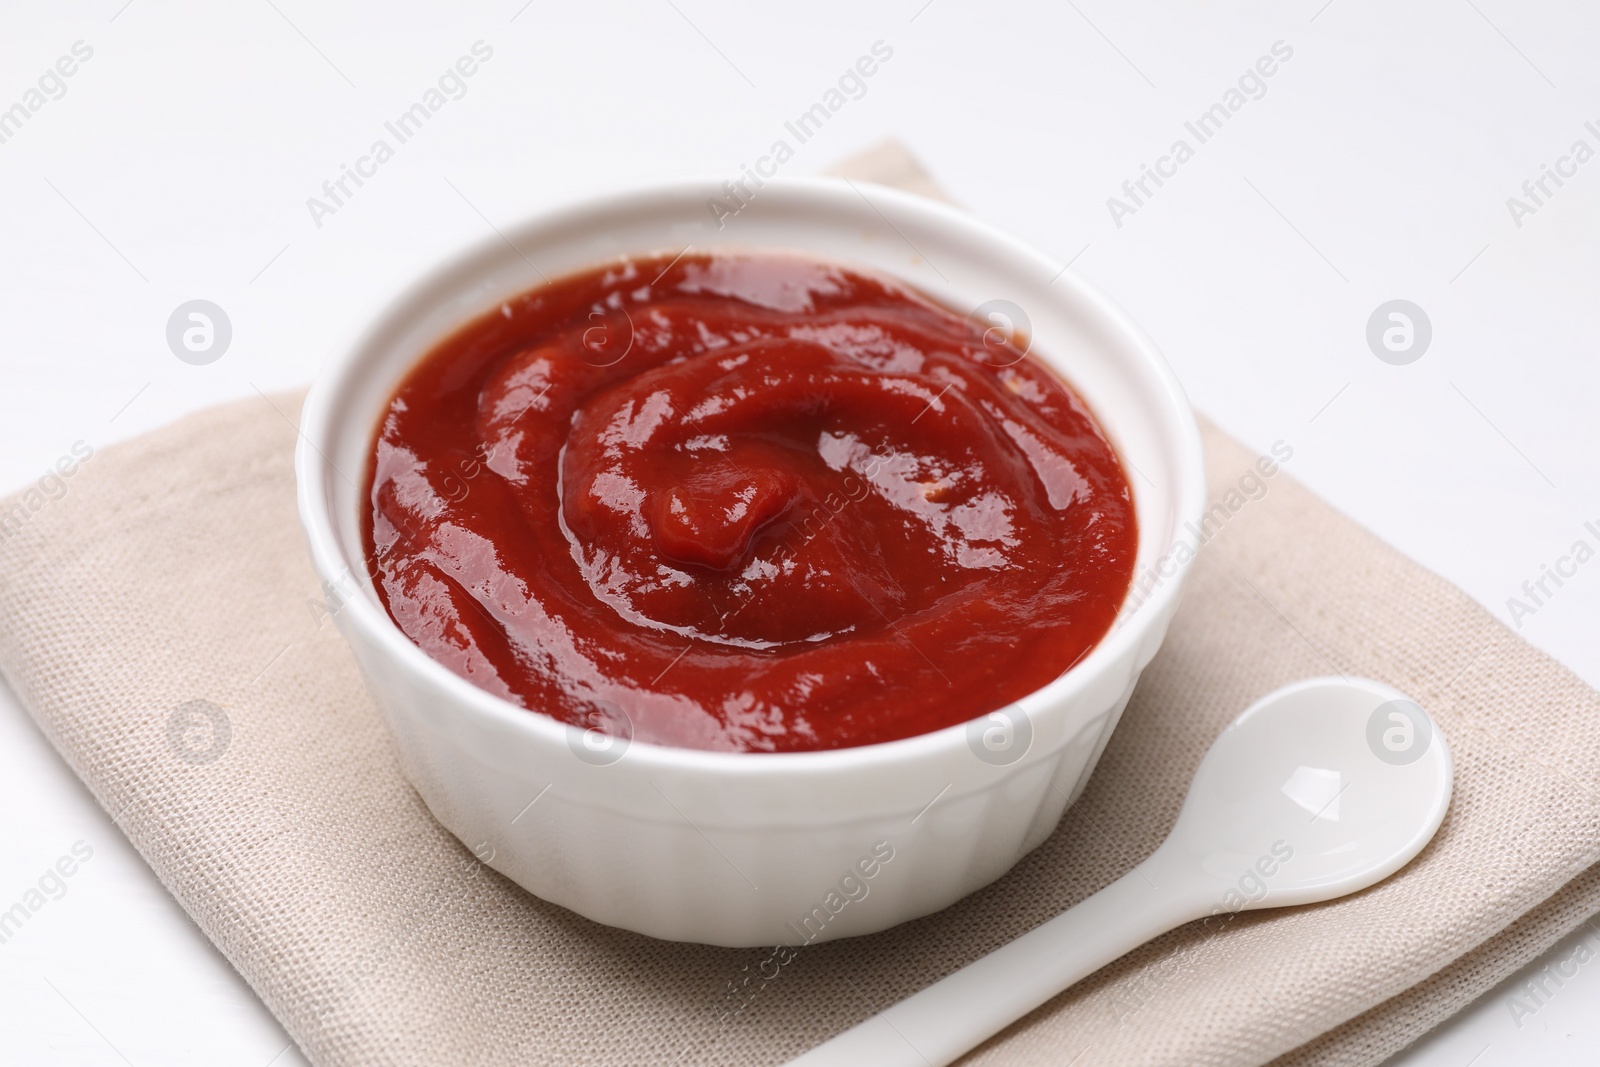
xmin=365 ymin=252 xmax=1136 ymax=752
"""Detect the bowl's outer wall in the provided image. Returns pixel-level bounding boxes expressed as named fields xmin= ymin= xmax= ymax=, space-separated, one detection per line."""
xmin=341 ymin=614 xmax=1152 ymax=947
xmin=300 ymin=179 xmax=1205 ymax=947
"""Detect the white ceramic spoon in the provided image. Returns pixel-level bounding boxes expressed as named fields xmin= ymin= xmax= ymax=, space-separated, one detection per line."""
xmin=789 ymin=676 xmax=1453 ymax=1067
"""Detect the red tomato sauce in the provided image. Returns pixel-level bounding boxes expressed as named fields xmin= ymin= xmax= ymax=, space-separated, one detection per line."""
xmin=364 ymin=252 xmax=1136 ymax=752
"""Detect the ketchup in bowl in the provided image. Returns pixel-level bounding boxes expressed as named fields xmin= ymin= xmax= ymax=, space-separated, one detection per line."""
xmin=364 ymin=252 xmax=1136 ymax=752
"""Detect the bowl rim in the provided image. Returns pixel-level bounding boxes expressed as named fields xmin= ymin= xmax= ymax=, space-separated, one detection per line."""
xmin=295 ymin=175 xmax=1207 ymax=779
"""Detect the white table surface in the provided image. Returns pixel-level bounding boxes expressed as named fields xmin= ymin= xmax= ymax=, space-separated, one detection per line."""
xmin=2 ymin=2 xmax=1597 ymax=1063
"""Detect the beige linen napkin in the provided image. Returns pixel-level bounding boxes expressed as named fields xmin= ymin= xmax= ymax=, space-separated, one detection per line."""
xmin=2 ymin=145 xmax=1598 ymax=1067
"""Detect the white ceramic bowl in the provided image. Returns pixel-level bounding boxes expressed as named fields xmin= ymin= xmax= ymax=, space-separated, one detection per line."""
xmin=296 ymin=177 xmax=1206 ymax=948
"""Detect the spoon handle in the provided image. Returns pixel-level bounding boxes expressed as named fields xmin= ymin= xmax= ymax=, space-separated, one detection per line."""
xmin=787 ymin=854 xmax=1201 ymax=1067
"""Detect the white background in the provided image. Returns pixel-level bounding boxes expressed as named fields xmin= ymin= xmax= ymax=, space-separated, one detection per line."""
xmin=2 ymin=1 xmax=1598 ymax=1063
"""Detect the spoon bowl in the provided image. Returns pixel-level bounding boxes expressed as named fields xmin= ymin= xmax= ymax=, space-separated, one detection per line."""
xmin=1163 ymin=675 xmax=1452 ymax=910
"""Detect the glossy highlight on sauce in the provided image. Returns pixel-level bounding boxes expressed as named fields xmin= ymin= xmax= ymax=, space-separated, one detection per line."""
xmin=364 ymin=252 xmax=1137 ymax=752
